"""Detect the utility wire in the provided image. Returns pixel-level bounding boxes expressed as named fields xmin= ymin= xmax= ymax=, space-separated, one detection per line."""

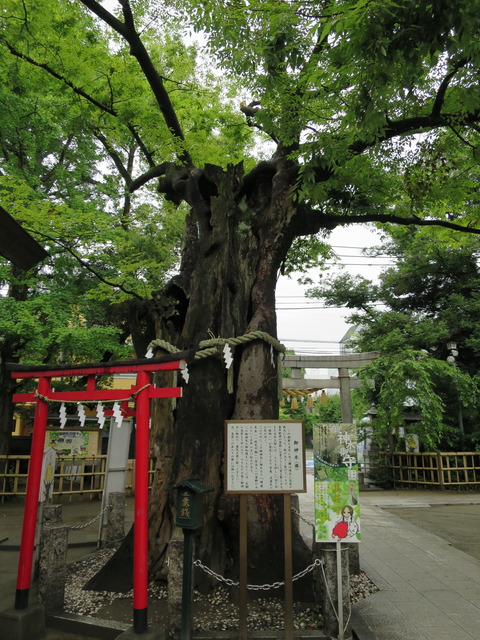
xmin=276 ymin=303 xmax=385 ymax=310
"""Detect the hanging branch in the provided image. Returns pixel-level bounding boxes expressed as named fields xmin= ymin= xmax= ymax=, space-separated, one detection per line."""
xmin=32 ymin=231 xmax=144 ymax=300
xmin=80 ymin=0 xmax=193 ymax=168
xmin=292 ymin=204 xmax=480 ymax=237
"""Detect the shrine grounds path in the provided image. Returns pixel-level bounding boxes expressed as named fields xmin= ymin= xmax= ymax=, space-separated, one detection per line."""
xmin=1 ymin=476 xmax=480 ymax=639
xmin=299 ymin=476 xmax=480 ymax=640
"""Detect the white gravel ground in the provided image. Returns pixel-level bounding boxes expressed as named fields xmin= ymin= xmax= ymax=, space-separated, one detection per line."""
xmin=65 ymin=549 xmax=378 ymax=631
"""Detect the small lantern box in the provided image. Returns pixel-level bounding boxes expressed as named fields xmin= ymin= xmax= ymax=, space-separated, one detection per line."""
xmin=168 ymin=476 xmax=213 ymax=530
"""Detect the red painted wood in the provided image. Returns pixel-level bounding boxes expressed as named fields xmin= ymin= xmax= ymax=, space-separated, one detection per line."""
xmin=16 ymin=377 xmax=50 ymax=596
xmin=9 ymin=359 xmax=185 ymax=379
xmin=133 ymin=370 xmax=150 ymax=620
xmin=13 ymin=387 xmax=182 ymax=404
xmin=148 ymin=387 xmax=183 ymax=399
xmin=9 ymin=355 xmax=187 ymax=622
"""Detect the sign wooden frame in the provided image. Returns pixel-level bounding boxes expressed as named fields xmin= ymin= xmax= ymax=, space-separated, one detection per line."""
xmin=225 ymin=420 xmax=306 ymax=494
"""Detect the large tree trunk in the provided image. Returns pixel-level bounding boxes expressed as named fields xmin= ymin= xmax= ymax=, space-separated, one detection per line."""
xmin=89 ymin=155 xmax=314 ymax=598
xmin=0 ymin=275 xmax=29 ymax=454
xmin=0 ymin=357 xmax=16 ymax=455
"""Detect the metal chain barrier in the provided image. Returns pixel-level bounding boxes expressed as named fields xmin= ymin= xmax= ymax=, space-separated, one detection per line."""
xmin=319 ymin=555 xmax=352 ymax=633
xmin=291 ymin=505 xmax=315 ymax=529
xmin=68 ymin=504 xmax=112 ymax=530
xmin=45 ymin=503 xmax=112 ymax=531
xmin=193 ymin=558 xmax=323 ymax=591
xmin=291 ymin=506 xmax=352 ymax=633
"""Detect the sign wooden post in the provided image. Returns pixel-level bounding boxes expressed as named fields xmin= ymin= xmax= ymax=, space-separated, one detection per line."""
xmin=239 ymin=494 xmax=248 ymax=640
xmin=283 ymin=493 xmax=294 ymax=640
xmin=225 ymin=420 xmax=306 ymax=640
xmin=336 ymin=540 xmax=344 ymax=640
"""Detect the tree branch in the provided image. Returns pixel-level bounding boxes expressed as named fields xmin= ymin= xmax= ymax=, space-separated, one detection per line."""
xmin=4 ymin=34 xmax=161 ymax=181
xmin=431 ymin=58 xmax=467 ymax=117
xmin=346 ymin=75 xmax=479 ymax=159
xmin=293 ymin=204 xmax=480 ymax=236
xmin=77 ymin=0 xmax=127 ymax=37
xmin=448 ymin=125 xmax=478 ymax=150
xmin=126 ymin=124 xmax=156 ymax=168
xmin=33 ymin=231 xmax=144 ymax=300
xmin=2 ymin=38 xmax=116 ymax=117
xmin=80 ymin=0 xmax=193 ymax=168
xmin=129 ymin=162 xmax=171 ymax=192
xmin=338 ymin=212 xmax=480 ymax=234
xmin=39 ymin=133 xmax=74 ymax=189
xmin=93 ymin=129 xmax=133 ymax=185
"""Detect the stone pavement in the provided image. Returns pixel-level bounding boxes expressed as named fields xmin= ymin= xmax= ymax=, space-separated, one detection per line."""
xmin=0 ymin=497 xmax=134 ymax=640
xmin=353 ymin=490 xmax=480 ymax=640
xmin=298 ymin=478 xmax=480 ymax=640
xmin=2 ymin=482 xmax=480 ymax=639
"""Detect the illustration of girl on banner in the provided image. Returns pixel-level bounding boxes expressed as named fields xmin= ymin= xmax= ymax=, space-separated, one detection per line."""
xmin=332 ymin=505 xmax=359 ymax=540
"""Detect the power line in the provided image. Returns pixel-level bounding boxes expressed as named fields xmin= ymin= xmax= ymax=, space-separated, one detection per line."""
xmin=330 ymin=253 xmax=394 ymax=258
xmin=280 ymin=338 xmax=344 ymax=343
xmin=276 ymin=303 xmax=386 ymax=310
xmin=330 ymin=244 xmax=381 ymax=250
xmin=323 ymin=261 xmax=393 ymax=266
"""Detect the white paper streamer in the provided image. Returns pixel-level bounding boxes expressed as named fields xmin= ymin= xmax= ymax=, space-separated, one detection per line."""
xmin=223 ymin=344 xmax=233 ymax=369
xmin=77 ymin=403 xmax=86 ymax=427
xmin=59 ymin=403 xmax=67 ymax=429
xmin=96 ymin=402 xmax=106 ymax=430
xmin=112 ymin=401 xmax=123 ymax=429
xmin=181 ymin=364 xmax=190 ymax=384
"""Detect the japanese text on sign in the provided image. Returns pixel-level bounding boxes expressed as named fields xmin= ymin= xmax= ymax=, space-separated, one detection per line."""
xmin=225 ymin=421 xmax=306 ymax=493
xmin=314 ymin=423 xmax=361 ymax=543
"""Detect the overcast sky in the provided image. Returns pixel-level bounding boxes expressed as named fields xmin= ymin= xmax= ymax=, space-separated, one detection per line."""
xmin=276 ymin=224 xmax=389 ymax=355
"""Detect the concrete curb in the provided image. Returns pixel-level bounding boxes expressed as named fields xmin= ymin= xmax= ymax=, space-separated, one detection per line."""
xmin=351 ymin=612 xmax=376 ymax=640
xmin=46 ymin=612 xmax=129 ymax=640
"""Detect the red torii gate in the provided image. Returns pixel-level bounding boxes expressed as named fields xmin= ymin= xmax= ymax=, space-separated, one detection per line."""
xmin=8 ymin=352 xmax=192 ymax=634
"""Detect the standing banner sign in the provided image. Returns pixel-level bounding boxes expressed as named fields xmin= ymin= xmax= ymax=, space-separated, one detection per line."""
xmin=313 ymin=423 xmax=361 ymax=543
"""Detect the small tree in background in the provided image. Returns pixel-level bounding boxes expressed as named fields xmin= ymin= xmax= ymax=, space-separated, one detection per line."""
xmin=309 ymin=229 xmax=480 ymax=450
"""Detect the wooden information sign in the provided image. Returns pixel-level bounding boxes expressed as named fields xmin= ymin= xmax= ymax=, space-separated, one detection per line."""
xmin=225 ymin=420 xmax=306 ymax=640
xmin=225 ymin=420 xmax=306 ymax=494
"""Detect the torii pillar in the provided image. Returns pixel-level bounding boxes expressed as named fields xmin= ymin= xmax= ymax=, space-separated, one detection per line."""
xmin=2 ymin=352 xmax=192 ymax=639
xmin=282 ymin=351 xmax=379 ymax=579
xmin=282 ymin=351 xmax=380 ymax=422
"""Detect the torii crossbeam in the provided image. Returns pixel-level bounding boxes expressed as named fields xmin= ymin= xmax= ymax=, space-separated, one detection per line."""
xmin=8 ymin=352 xmax=192 ymax=634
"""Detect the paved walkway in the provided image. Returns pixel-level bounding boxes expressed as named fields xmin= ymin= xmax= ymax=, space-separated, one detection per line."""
xmin=0 ymin=497 xmax=134 ymax=640
xmin=298 ymin=479 xmax=480 ymax=640
xmin=354 ymin=490 xmax=480 ymax=640
xmin=2 ymin=483 xmax=480 ymax=639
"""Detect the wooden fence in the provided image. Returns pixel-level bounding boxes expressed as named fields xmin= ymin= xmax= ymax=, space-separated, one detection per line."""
xmin=377 ymin=451 xmax=480 ymax=489
xmin=0 ymin=454 xmax=155 ymax=501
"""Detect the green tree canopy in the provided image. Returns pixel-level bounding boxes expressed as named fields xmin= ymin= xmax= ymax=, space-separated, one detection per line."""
xmin=308 ymin=228 xmax=480 ymax=449
xmin=3 ymin=0 xmax=480 ymax=589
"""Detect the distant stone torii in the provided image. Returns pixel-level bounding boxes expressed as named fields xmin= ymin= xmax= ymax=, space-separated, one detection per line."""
xmin=282 ymin=352 xmax=380 ymax=422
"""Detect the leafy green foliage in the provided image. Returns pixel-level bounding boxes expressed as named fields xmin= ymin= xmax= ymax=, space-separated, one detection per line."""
xmin=309 ymin=228 xmax=480 ymax=449
xmin=281 ymin=391 xmax=367 ymax=439
xmin=2 ymin=0 xmax=480 ymax=417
